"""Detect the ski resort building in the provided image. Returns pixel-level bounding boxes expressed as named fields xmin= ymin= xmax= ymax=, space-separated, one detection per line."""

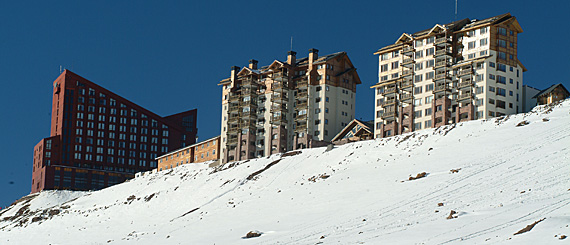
xmin=32 ymin=70 xmax=198 ymax=193
xmin=219 ymin=49 xmax=361 ymax=163
xmin=372 ymin=13 xmax=525 ymax=138
xmin=156 ymin=136 xmax=220 ymax=171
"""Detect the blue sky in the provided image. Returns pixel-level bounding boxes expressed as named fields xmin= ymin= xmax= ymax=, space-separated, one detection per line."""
xmin=0 ymin=0 xmax=568 ymax=208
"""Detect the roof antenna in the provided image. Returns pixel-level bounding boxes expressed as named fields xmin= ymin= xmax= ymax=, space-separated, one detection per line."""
xmin=290 ymin=36 xmax=293 ymax=51
xmin=60 ymin=65 xmax=62 ymax=74
xmin=455 ymin=0 xmax=458 ymax=21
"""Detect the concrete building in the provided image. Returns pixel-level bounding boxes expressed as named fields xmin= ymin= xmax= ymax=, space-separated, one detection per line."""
xmin=372 ymin=13 xmax=525 ymax=138
xmin=522 ymin=85 xmax=540 ymax=112
xmin=32 ymin=70 xmax=197 ymax=193
xmin=156 ymin=136 xmax=220 ymax=171
xmin=219 ymin=49 xmax=361 ymax=163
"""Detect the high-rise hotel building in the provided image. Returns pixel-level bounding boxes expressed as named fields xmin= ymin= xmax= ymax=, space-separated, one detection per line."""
xmin=32 ymin=70 xmax=197 ymax=193
xmin=372 ymin=13 xmax=525 ymax=138
xmin=219 ymin=49 xmax=361 ymax=163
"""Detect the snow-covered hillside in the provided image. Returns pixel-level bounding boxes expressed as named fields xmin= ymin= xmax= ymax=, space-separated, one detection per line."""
xmin=1 ymin=100 xmax=570 ymax=244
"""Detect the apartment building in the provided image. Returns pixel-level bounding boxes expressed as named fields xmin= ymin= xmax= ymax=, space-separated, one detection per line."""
xmin=219 ymin=49 xmax=361 ymax=163
xmin=32 ymin=70 xmax=197 ymax=193
xmin=372 ymin=13 xmax=525 ymax=138
xmin=156 ymin=136 xmax=220 ymax=171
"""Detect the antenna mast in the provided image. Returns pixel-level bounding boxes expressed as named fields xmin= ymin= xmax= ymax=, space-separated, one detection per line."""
xmin=455 ymin=0 xmax=458 ymax=20
xmin=290 ymin=36 xmax=293 ymax=51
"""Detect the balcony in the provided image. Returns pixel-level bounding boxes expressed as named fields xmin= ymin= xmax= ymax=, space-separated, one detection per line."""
xmin=402 ymin=58 xmax=415 ymax=67
xmin=272 ymin=72 xmax=288 ymax=82
xmin=227 ymin=138 xmax=238 ymax=145
xmin=294 ymin=124 xmax=307 ymax=133
xmin=434 ymin=60 xmax=450 ymax=69
xmin=227 ymin=116 xmax=239 ymax=124
xmin=229 ymin=96 xmax=240 ymax=104
xmin=270 ymin=115 xmax=288 ymax=125
xmin=401 ymin=69 xmax=413 ymax=78
xmin=457 ymin=93 xmax=473 ymax=101
xmin=382 ymin=87 xmax=397 ymax=95
xmin=381 ymin=111 xmax=396 ymax=120
xmin=272 ymin=81 xmax=288 ymax=91
xmin=434 ymin=73 xmax=451 ymax=82
xmin=458 ymin=80 xmax=473 ymax=89
xmin=271 ymin=93 xmax=288 ymax=103
xmin=227 ymin=127 xmax=239 ymax=135
xmin=241 ymin=78 xmax=257 ymax=87
xmin=295 ymin=102 xmax=308 ymax=110
xmin=270 ymin=105 xmax=288 ymax=113
xmin=435 ymin=37 xmax=450 ymax=46
xmin=295 ymin=114 xmax=308 ymax=122
xmin=458 ymin=69 xmax=473 ymax=77
xmin=402 ymin=45 xmax=415 ymax=55
xmin=382 ymin=99 xmax=396 ymax=107
xmin=295 ymin=79 xmax=308 ymax=88
xmin=433 ymin=84 xmax=451 ymax=93
xmin=434 ymin=49 xmax=452 ymax=57
xmin=297 ymin=91 xmax=308 ymax=98
xmin=228 ymin=104 xmax=239 ymax=112
xmin=400 ymin=79 xmax=413 ymax=90
xmin=238 ymin=111 xmax=256 ymax=119
xmin=401 ymin=93 xmax=413 ymax=102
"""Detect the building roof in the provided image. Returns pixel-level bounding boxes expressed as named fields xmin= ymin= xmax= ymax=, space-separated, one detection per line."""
xmin=331 ymin=119 xmax=374 ymax=142
xmin=532 ymin=84 xmax=570 ymax=99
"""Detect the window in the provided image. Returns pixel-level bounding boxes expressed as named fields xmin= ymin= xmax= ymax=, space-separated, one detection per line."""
xmin=497 ymin=75 xmax=506 ymax=84
xmin=414 ymin=74 xmax=423 ymax=83
xmin=415 ymin=62 xmax=423 ymax=71
xmin=498 ymin=27 xmax=507 ymax=36
xmin=509 ymin=90 xmax=513 ymax=96
xmin=468 ymin=41 xmax=476 ymax=50
xmin=497 ymin=39 xmax=507 ymax=48
xmin=489 ymin=98 xmax=495 ymax=105
xmin=425 ymin=59 xmax=434 ymax=68
xmin=392 ymin=51 xmax=399 ymax=58
xmin=425 ymin=71 xmax=434 ymax=80
xmin=391 ymin=73 xmax=399 ymax=79
xmin=480 ymin=27 xmax=487 ymax=34
xmin=414 ymin=123 xmax=422 ymax=130
xmin=381 ymin=64 xmax=389 ymax=72
xmin=414 ymin=86 xmax=422 ymax=94
xmin=424 ymin=120 xmax=432 ymax=128
xmin=415 ymin=39 xmax=423 ymax=47
xmin=415 ymin=50 xmax=423 ymax=58
xmin=426 ymin=48 xmax=434 ymax=56
xmin=480 ymin=38 xmax=488 ymax=46
xmin=489 ymin=62 xmax=495 ymax=68
xmin=468 ymin=53 xmax=476 ymax=59
xmin=489 ymin=74 xmax=495 ymax=80
xmin=480 ymin=50 xmax=488 ymax=56
xmin=425 ymin=95 xmax=433 ymax=104
xmin=496 ymin=100 xmax=506 ymax=109
xmin=391 ymin=61 xmax=399 ymax=70
xmin=414 ymin=111 xmax=422 ymax=118
xmin=489 ymin=86 xmax=495 ymax=92
xmin=381 ymin=53 xmax=389 ymax=61
xmin=425 ymin=108 xmax=432 ymax=116
xmin=496 ymin=88 xmax=506 ymax=97
xmin=498 ymin=52 xmax=506 ymax=60
xmin=425 ymin=83 xmax=434 ymax=92
xmin=426 ymin=37 xmax=435 ymax=44
xmin=414 ymin=99 xmax=422 ymax=106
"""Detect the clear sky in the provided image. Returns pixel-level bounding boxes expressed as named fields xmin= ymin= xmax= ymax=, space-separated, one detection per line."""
xmin=0 ymin=0 xmax=568 ymax=208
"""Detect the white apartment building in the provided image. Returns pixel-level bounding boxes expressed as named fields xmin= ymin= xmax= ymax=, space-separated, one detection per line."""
xmin=219 ymin=49 xmax=361 ymax=163
xmin=372 ymin=13 xmax=525 ymax=138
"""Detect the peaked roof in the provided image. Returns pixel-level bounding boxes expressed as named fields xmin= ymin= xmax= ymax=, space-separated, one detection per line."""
xmin=532 ymin=84 xmax=570 ymax=99
xmin=331 ymin=119 xmax=374 ymax=142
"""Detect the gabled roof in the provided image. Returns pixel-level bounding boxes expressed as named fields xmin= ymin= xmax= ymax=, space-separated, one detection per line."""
xmin=331 ymin=119 xmax=374 ymax=142
xmin=395 ymin=33 xmax=413 ymax=44
xmin=532 ymin=84 xmax=570 ymax=99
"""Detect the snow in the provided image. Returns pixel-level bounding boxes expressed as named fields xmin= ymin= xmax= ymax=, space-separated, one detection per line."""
xmin=1 ymin=100 xmax=570 ymax=244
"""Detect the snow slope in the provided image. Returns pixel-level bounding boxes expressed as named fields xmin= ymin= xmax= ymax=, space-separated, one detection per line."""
xmin=1 ymin=100 xmax=569 ymax=244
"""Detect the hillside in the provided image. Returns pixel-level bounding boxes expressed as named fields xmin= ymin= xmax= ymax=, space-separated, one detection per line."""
xmin=1 ymin=100 xmax=569 ymax=244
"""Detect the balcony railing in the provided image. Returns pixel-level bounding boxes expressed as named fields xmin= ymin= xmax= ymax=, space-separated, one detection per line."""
xmin=296 ymin=79 xmax=308 ymax=88
xmin=400 ymin=80 xmax=413 ymax=89
xmin=270 ymin=105 xmax=288 ymax=113
xmin=297 ymin=91 xmax=308 ymax=97
xmin=402 ymin=45 xmax=415 ymax=54
xmin=382 ymin=87 xmax=397 ymax=95
xmin=401 ymin=93 xmax=413 ymax=101
xmin=435 ymin=37 xmax=450 ymax=45
xmin=458 ymin=69 xmax=473 ymax=76
xmin=381 ymin=111 xmax=396 ymax=119
xmin=382 ymin=99 xmax=396 ymax=107
xmin=271 ymin=93 xmax=288 ymax=102
xmin=295 ymin=102 xmax=308 ymax=109
xmin=433 ymin=84 xmax=450 ymax=93
xmin=402 ymin=69 xmax=413 ymax=77
xmin=434 ymin=60 xmax=450 ymax=69
xmin=458 ymin=81 xmax=473 ymax=89
xmin=435 ymin=49 xmax=451 ymax=57
xmin=435 ymin=73 xmax=451 ymax=80
xmin=402 ymin=58 xmax=415 ymax=66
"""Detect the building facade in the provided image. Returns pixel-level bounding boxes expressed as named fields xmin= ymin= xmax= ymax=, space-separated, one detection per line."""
xmin=533 ymin=84 xmax=570 ymax=106
xmin=372 ymin=13 xmax=525 ymax=138
xmin=32 ymin=70 xmax=197 ymax=193
xmin=156 ymin=136 xmax=220 ymax=171
xmin=219 ymin=49 xmax=361 ymax=163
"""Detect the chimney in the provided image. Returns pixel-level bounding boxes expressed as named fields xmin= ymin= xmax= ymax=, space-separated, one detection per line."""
xmin=230 ymin=66 xmax=240 ymax=83
xmin=308 ymin=48 xmax=319 ymax=67
xmin=248 ymin=59 xmax=258 ymax=70
xmin=287 ymin=51 xmax=297 ymax=65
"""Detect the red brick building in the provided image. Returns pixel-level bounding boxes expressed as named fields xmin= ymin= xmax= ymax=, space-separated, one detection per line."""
xmin=32 ymin=70 xmax=197 ymax=193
